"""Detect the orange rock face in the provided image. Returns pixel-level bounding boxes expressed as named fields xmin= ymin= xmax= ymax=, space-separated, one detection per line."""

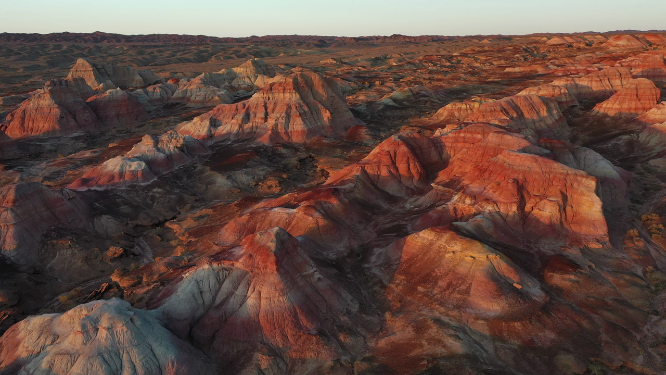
xmin=605 ymin=34 xmax=651 ymax=48
xmin=517 ymin=84 xmax=579 ymax=110
xmin=465 ymin=94 xmax=570 ymax=140
xmin=68 ymin=156 xmax=156 ymax=190
xmin=637 ymin=101 xmax=666 ymax=125
xmin=429 ymin=97 xmax=490 ymax=123
xmin=328 ymin=132 xmax=445 ymax=197
xmin=66 ymin=58 xmax=160 ymax=91
xmin=590 ymin=78 xmax=661 ymax=117
xmin=86 ymin=88 xmax=149 ymax=127
xmin=616 ymin=53 xmax=666 ymax=84
xmin=552 ymin=67 xmax=635 ymax=100
xmin=153 ymin=227 xmax=369 ymax=374
xmin=367 ymin=227 xmax=548 ymax=319
xmin=168 ymin=75 xmax=233 ymax=107
xmin=69 ymin=131 xmax=205 ymax=190
xmin=3 ymin=86 xmax=101 ymax=139
xmin=177 ymin=70 xmax=359 ymax=145
xmin=0 ymin=182 xmax=88 ymax=265
xmin=131 ymin=82 xmax=179 ymax=110
xmin=168 ymin=59 xmax=280 ymax=107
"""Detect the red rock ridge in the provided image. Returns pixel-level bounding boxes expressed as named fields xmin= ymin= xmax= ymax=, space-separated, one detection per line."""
xmin=86 ymin=88 xmax=149 ymax=127
xmin=465 ymin=94 xmax=570 ymax=141
xmin=177 ymin=70 xmax=359 ymax=145
xmin=0 ymin=182 xmax=89 ymax=265
xmin=3 ymin=86 xmax=101 ymax=139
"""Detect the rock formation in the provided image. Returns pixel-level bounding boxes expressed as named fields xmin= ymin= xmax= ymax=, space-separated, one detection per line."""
xmin=551 ymin=67 xmax=636 ymax=100
xmin=327 ymin=132 xmax=446 ymax=197
xmin=0 ymin=182 xmax=88 ymax=265
xmin=3 ymin=86 xmax=101 ymax=139
xmin=637 ymin=101 xmax=666 ymax=125
xmin=465 ymin=94 xmax=570 ymax=140
xmin=125 ymin=131 xmax=207 ymax=173
xmin=0 ymin=299 xmax=217 ymax=375
xmin=131 ymin=82 xmax=179 ymax=110
xmin=616 ymin=53 xmax=666 ymax=85
xmin=86 ymin=88 xmax=149 ymax=127
xmin=222 ymin=58 xmax=281 ymax=94
xmin=537 ymin=139 xmax=630 ymax=205
xmin=66 ymin=58 xmax=161 ymax=91
xmin=152 ymin=227 xmax=366 ymax=374
xmin=168 ymin=76 xmax=233 ymax=107
xmin=177 ymin=70 xmax=359 ymax=145
xmin=429 ymin=97 xmax=492 ymax=124
xmin=366 ymin=227 xmax=548 ymax=319
xmin=641 ymin=34 xmax=666 ymax=45
xmin=590 ymin=78 xmax=661 ymax=117
xmin=69 ymin=130 xmax=206 ymax=189
xmin=68 ymin=156 xmax=156 ymax=190
xmin=44 ymin=77 xmax=96 ymax=99
xmin=517 ymin=84 xmax=579 ymax=110
xmin=638 ymin=122 xmax=666 ymax=152
xmin=605 ymin=34 xmax=650 ymax=48
xmin=168 ymin=59 xmax=280 ymax=107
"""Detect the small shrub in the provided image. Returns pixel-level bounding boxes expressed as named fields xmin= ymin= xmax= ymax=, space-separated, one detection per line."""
xmin=642 ymin=213 xmax=664 ymax=238
xmin=57 ymin=287 xmax=82 ymax=305
xmin=587 ymin=362 xmax=606 ymax=375
xmin=646 ymin=266 xmax=666 ymax=292
xmin=106 ymin=246 xmax=124 ymax=260
xmin=627 ymin=229 xmax=640 ymax=239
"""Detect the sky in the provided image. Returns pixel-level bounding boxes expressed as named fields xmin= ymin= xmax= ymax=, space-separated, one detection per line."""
xmin=1 ymin=0 xmax=665 ymax=37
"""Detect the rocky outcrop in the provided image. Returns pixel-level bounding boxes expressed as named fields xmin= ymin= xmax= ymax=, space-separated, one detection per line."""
xmin=590 ymin=78 xmax=661 ymax=118
xmin=131 ymin=82 xmax=179 ymax=110
xmin=641 ymin=34 xmax=666 ymax=45
xmin=433 ymin=148 xmax=608 ymax=254
xmin=0 ymin=299 xmax=217 ymax=375
xmin=539 ymin=139 xmax=630 ymax=208
xmin=86 ymin=88 xmax=149 ymax=127
xmin=327 ymin=132 xmax=446 ymax=197
xmin=465 ymin=94 xmax=570 ymax=140
xmin=551 ymin=67 xmax=635 ymax=100
xmin=637 ymin=101 xmax=666 ymax=125
xmin=605 ymin=34 xmax=650 ymax=48
xmin=153 ymin=227 xmax=366 ymax=374
xmin=44 ymin=77 xmax=95 ymax=99
xmin=429 ymin=97 xmax=491 ymax=124
xmin=3 ymin=86 xmax=101 ymax=139
xmin=0 ymin=182 xmax=88 ymax=265
xmin=545 ymin=35 xmax=586 ymax=46
xmin=177 ymin=70 xmax=359 ymax=145
xmin=168 ymin=76 xmax=233 ymax=108
xmin=638 ymin=122 xmax=666 ymax=152
xmin=69 ymin=131 xmax=206 ymax=190
xmin=367 ymin=227 xmax=547 ymax=319
xmin=616 ymin=53 xmax=666 ymax=85
xmin=66 ymin=58 xmax=160 ymax=91
xmin=591 ymin=78 xmax=661 ymax=118
xmin=125 ymin=131 xmax=207 ymax=173
xmin=222 ymin=58 xmax=280 ymax=94
xmin=68 ymin=157 xmax=156 ymax=190
xmin=168 ymin=59 xmax=280 ymax=107
xmin=517 ymin=84 xmax=579 ymax=110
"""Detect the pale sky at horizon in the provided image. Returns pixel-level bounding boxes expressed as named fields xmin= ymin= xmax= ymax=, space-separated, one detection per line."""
xmin=1 ymin=0 xmax=664 ymax=38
